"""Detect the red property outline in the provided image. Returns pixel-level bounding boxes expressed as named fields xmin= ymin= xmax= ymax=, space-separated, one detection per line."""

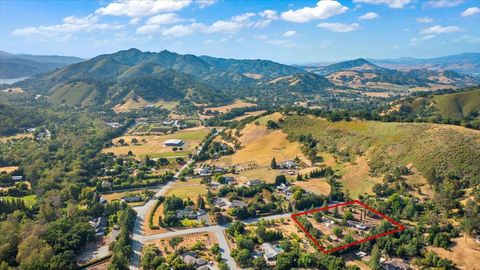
xmin=291 ymin=200 xmax=405 ymax=254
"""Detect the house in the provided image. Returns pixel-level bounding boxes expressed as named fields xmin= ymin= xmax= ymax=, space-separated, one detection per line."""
xmin=213 ymin=198 xmax=229 ymax=208
xmin=196 ymin=266 xmax=210 ymax=270
xmin=163 ymin=139 xmax=184 ymax=147
xmin=101 ymin=180 xmax=112 ymax=188
xmin=356 ymin=251 xmax=367 ymax=257
xmin=183 ymin=255 xmax=197 ymax=265
xmin=89 ymin=217 xmax=107 ymax=236
xmin=262 ymin=243 xmax=281 ymax=265
xmin=106 ymin=122 xmax=122 ymax=128
xmin=121 ymin=195 xmax=142 ymax=203
xmin=197 ymin=167 xmax=212 ymax=176
xmin=11 ymin=176 xmax=23 ymax=181
xmin=347 ymin=220 xmax=368 ymax=230
xmin=195 ymin=258 xmax=207 ymax=266
xmin=279 ymin=160 xmax=298 ymax=169
xmin=224 ymin=176 xmax=237 ymax=185
xmin=99 ymin=197 xmax=107 ymax=204
xmin=329 ymin=235 xmax=339 ymax=242
xmin=382 ymin=258 xmax=411 ymax=270
xmin=246 ymin=179 xmax=264 ymax=186
xmin=229 ymin=200 xmax=248 ymax=208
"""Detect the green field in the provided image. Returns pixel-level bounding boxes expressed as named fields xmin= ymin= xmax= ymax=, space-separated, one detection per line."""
xmin=0 ymin=195 xmax=37 ymax=208
xmin=282 ymin=115 xmax=480 ymax=181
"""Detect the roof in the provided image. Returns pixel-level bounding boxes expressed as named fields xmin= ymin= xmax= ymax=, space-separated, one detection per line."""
xmin=164 ymin=139 xmax=184 ymax=145
xmin=262 ymin=243 xmax=280 ymax=259
xmin=183 ymin=255 xmax=196 ymax=265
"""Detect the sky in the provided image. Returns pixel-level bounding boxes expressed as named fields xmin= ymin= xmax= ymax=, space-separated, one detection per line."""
xmin=1 ymin=0 xmax=479 ymax=63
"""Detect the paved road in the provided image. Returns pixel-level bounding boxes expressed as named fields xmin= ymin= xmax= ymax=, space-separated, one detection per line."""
xmin=128 ymin=130 xmax=290 ymax=270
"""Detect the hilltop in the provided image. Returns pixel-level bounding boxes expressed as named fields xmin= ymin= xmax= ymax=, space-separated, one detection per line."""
xmin=0 ymin=50 xmax=83 ymax=79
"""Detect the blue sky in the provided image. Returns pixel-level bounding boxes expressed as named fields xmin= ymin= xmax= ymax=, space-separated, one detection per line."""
xmin=1 ymin=0 xmax=479 ymax=63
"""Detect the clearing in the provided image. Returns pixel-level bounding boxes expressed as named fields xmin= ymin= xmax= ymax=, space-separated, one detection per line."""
xmin=164 ymin=178 xmax=208 ymax=199
xmin=0 ymin=194 xmax=37 ymax=207
xmin=0 ymin=133 xmax=33 ymax=143
xmin=0 ymin=166 xmax=19 ymax=173
xmin=102 ymin=127 xmax=210 ymax=159
xmin=203 ymin=100 xmax=256 ymax=113
xmin=293 ymin=178 xmax=331 ymax=196
xmin=428 ymin=235 xmax=480 ymax=270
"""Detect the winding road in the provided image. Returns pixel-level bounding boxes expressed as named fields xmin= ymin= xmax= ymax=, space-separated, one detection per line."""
xmin=128 ymin=130 xmax=291 ymax=270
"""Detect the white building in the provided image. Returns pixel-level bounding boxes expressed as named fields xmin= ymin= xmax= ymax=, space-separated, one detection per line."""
xmin=163 ymin=139 xmax=185 ymax=147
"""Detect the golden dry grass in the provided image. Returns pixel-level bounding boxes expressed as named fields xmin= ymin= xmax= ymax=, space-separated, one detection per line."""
xmin=0 ymin=133 xmax=33 ymax=142
xmin=204 ymin=100 xmax=256 ymax=113
xmin=113 ymin=96 xmax=151 ymax=113
xmin=0 ymin=166 xmax=19 ymax=173
xmin=102 ymin=127 xmax=209 ymax=158
xmin=293 ymin=178 xmax=331 ymax=196
xmin=428 ymin=235 xmax=480 ymax=270
xmin=229 ymin=110 xmax=267 ymax=121
xmin=337 ymin=156 xmax=382 ymax=198
xmin=146 ymin=232 xmax=217 ymax=254
xmin=216 ymin=125 xmax=304 ymax=167
xmin=101 ymin=190 xmax=143 ymax=202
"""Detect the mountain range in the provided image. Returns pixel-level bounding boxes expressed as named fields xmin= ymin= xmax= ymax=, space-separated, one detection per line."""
xmin=0 ymin=50 xmax=83 ymax=79
xmin=300 ymin=58 xmax=477 ymax=91
xmin=4 ymin=49 xmax=479 ymax=109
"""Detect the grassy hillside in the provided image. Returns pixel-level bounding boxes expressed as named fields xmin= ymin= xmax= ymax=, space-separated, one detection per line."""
xmin=432 ymin=88 xmax=480 ymax=119
xmin=281 ymin=115 xmax=480 ymax=181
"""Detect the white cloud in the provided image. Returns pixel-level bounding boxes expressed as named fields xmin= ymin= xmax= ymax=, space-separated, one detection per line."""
xmin=280 ymin=0 xmax=348 ymax=23
xmin=317 ymin=22 xmax=360 ymax=32
xmin=259 ymin=9 xmax=278 ymax=20
xmin=283 ymin=30 xmax=296 ymax=37
xmin=161 ymin=23 xmax=203 ymax=37
xmin=353 ymin=0 xmax=412 ymax=9
xmin=254 ymin=9 xmax=278 ymax=28
xmin=266 ymin=39 xmax=295 ymax=48
xmin=203 ymin=39 xmax=215 ymax=44
xmin=129 ymin=18 xmax=141 ymax=25
xmin=358 ymin=12 xmax=378 ymax=20
xmin=205 ymin=12 xmax=255 ymax=33
xmin=146 ymin=13 xmax=184 ymax=25
xmin=416 ymin=17 xmax=433 ymax=23
xmin=425 ymin=0 xmax=463 ymax=8
xmin=12 ymin=14 xmax=124 ymax=38
xmin=420 ymin=25 xmax=462 ymax=35
xmin=136 ymin=24 xmax=161 ymax=34
xmin=95 ymin=0 xmax=192 ymax=18
xmin=196 ymin=0 xmax=216 ymax=8
xmin=461 ymin=7 xmax=480 ymax=17
xmin=411 ymin=24 xmax=463 ymax=44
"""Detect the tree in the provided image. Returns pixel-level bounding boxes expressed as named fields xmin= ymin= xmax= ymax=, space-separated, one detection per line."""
xmin=333 ymin=227 xmax=343 ymax=237
xmin=197 ymin=195 xmax=205 ymax=210
xmin=131 ymin=138 xmax=138 ymax=144
xmin=253 ymin=256 xmax=268 ymax=269
xmin=141 ymin=244 xmax=164 ymax=270
xmin=169 ymin=237 xmax=183 ymax=250
xmin=270 ymin=158 xmax=277 ymax=169
xmin=370 ymin=244 xmax=381 ymax=270
xmin=16 ymin=235 xmax=54 ymax=270
xmin=118 ymin=138 xmax=125 ymax=145
xmin=275 ymin=175 xmax=287 ymax=186
xmin=234 ymin=249 xmax=251 ymax=268
xmin=266 ymin=120 xmax=279 ymax=129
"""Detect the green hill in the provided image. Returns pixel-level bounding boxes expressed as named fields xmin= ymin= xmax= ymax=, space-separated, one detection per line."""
xmin=14 ymin=48 xmax=332 ymax=108
xmin=281 ymin=115 xmax=480 ymax=182
xmin=432 ymin=88 xmax=480 ymax=119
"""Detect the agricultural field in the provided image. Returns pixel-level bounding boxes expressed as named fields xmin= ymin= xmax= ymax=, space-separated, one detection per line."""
xmin=102 ymin=127 xmax=210 ymax=159
xmin=0 ymin=194 xmax=37 ymax=207
xmin=164 ymin=178 xmax=208 ymax=199
xmin=203 ymin=100 xmax=256 ymax=113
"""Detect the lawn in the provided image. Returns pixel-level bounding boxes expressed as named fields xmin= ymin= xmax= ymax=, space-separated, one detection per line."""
xmin=165 ymin=179 xmax=208 ymax=199
xmin=0 ymin=194 xmax=37 ymax=207
xmin=102 ymin=127 xmax=210 ymax=158
xmin=101 ymin=190 xmax=144 ymax=202
xmin=293 ymin=178 xmax=331 ymax=196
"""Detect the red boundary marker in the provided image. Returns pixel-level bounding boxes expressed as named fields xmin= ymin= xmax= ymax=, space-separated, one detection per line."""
xmin=290 ymin=200 xmax=406 ymax=254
